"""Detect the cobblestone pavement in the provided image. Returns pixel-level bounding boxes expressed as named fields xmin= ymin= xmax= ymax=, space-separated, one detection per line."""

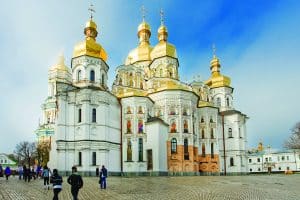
xmin=0 ymin=175 xmax=299 ymax=200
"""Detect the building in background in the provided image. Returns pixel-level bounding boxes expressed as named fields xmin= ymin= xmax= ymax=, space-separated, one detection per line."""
xmin=35 ymin=7 xmax=248 ymax=175
xmin=248 ymin=142 xmax=300 ymax=173
xmin=0 ymin=153 xmax=17 ymax=170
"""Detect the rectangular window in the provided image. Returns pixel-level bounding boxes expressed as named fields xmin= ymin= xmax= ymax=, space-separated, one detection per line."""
xmin=287 ymin=156 xmax=289 ymax=160
xmin=265 ymin=157 xmax=268 ymax=162
xmin=249 ymin=159 xmax=252 ymax=163
xmin=78 ymin=152 xmax=82 ymax=166
xmin=269 ymin=157 xmax=272 ymax=161
xmin=78 ymin=108 xmax=82 ymax=123
xmin=257 ymin=158 xmax=260 ymax=162
xmin=184 ymin=139 xmax=189 ymax=160
xmin=211 ymin=143 xmax=214 ymax=158
xmin=92 ymin=152 xmax=96 ymax=166
xmin=138 ymin=138 xmax=143 ymax=162
xmin=92 ymin=108 xmax=96 ymax=123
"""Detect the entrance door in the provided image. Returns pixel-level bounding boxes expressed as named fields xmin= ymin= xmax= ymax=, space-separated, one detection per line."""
xmin=147 ymin=149 xmax=153 ymax=170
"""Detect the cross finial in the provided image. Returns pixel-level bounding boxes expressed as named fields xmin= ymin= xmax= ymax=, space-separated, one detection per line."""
xmin=160 ymin=8 xmax=164 ymax=25
xmin=88 ymin=4 xmax=95 ymax=19
xmin=212 ymin=43 xmax=217 ymax=58
xmin=141 ymin=5 xmax=146 ymax=22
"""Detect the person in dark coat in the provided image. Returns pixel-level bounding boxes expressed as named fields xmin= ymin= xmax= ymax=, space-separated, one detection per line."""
xmin=0 ymin=164 xmax=3 ymax=177
xmin=67 ymin=166 xmax=83 ymax=200
xmin=4 ymin=166 xmax=11 ymax=180
xmin=99 ymin=165 xmax=108 ymax=189
xmin=50 ymin=169 xmax=63 ymax=200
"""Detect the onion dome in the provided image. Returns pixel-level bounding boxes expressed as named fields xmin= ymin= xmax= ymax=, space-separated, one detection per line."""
xmin=151 ymin=24 xmax=177 ymax=60
xmin=205 ymin=46 xmax=231 ymax=88
xmin=125 ymin=18 xmax=153 ymax=65
xmin=73 ymin=18 xmax=107 ymax=61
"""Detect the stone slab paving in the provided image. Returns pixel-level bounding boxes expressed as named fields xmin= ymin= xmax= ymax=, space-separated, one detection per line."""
xmin=0 ymin=175 xmax=299 ymax=200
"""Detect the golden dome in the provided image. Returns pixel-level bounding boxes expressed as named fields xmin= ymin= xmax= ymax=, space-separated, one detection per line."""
xmin=125 ymin=20 xmax=152 ymax=65
xmin=205 ymin=55 xmax=231 ymax=88
xmin=49 ymin=54 xmax=70 ymax=72
xmin=73 ymin=19 xmax=107 ymax=61
xmin=151 ymin=25 xmax=177 ymax=60
xmin=138 ymin=21 xmax=151 ymax=34
xmin=85 ymin=19 xmax=97 ymax=30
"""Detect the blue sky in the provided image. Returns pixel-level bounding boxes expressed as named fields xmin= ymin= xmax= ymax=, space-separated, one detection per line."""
xmin=0 ymin=0 xmax=299 ymax=153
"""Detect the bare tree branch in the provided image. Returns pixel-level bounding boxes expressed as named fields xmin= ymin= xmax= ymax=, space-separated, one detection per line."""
xmin=284 ymin=121 xmax=300 ymax=149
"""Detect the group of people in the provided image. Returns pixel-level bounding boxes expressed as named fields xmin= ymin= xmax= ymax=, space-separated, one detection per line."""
xmin=1 ymin=163 xmax=108 ymax=200
xmin=0 ymin=164 xmax=12 ymax=180
xmin=49 ymin=165 xmax=107 ymax=200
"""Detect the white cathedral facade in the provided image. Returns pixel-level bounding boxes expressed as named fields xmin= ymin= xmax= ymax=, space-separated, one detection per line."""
xmin=36 ymin=13 xmax=248 ymax=176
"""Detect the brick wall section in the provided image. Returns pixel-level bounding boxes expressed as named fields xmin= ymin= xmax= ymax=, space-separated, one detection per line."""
xmin=167 ymin=142 xmax=219 ymax=173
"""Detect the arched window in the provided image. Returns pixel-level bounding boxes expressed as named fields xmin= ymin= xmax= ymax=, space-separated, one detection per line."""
xmin=183 ymin=120 xmax=188 ymax=133
xmin=119 ymin=78 xmax=122 ymax=85
xmin=202 ymin=143 xmax=206 ymax=157
xmin=90 ymin=70 xmax=95 ymax=82
xmin=140 ymin=82 xmax=143 ymax=89
xmin=170 ymin=121 xmax=176 ymax=133
xmin=230 ymin=157 xmax=234 ymax=166
xmin=201 ymin=129 xmax=205 ymax=139
xmin=217 ymin=97 xmax=221 ymax=107
xmin=201 ymin=117 xmax=204 ymax=123
xmin=78 ymin=108 xmax=82 ymax=123
xmin=138 ymin=106 xmax=143 ymax=114
xmin=171 ymin=138 xmax=177 ymax=153
xmin=210 ymin=118 xmax=214 ymax=123
xmin=160 ymin=68 xmax=163 ymax=77
xmin=127 ymin=140 xmax=132 ymax=161
xmin=211 ymin=143 xmax=214 ymax=158
xmin=226 ymin=97 xmax=230 ymax=107
xmin=184 ymin=138 xmax=189 ymax=160
xmin=210 ymin=128 xmax=214 ymax=139
xmin=129 ymin=80 xmax=133 ymax=87
xmin=138 ymin=138 xmax=143 ymax=161
xmin=127 ymin=120 xmax=132 ymax=133
xmin=183 ymin=108 xmax=187 ymax=116
xmin=138 ymin=120 xmax=143 ymax=133
xmin=92 ymin=108 xmax=96 ymax=122
xmin=77 ymin=70 xmax=82 ymax=81
xmin=101 ymin=74 xmax=105 ymax=85
xmin=228 ymin=128 xmax=233 ymax=138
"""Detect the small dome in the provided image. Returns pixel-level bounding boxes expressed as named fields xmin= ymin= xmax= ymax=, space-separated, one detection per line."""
xmin=85 ymin=19 xmax=97 ymax=30
xmin=158 ymin=25 xmax=167 ymax=34
xmin=138 ymin=21 xmax=151 ymax=33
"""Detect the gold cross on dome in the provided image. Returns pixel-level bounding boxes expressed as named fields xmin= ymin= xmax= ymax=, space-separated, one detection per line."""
xmin=141 ymin=5 xmax=146 ymax=21
xmin=88 ymin=4 xmax=95 ymax=19
xmin=160 ymin=8 xmax=164 ymax=25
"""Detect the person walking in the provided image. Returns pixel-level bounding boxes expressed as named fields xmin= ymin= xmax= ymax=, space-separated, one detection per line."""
xmin=4 ymin=166 xmax=11 ymax=180
xmin=0 ymin=164 xmax=3 ymax=178
xmin=67 ymin=166 xmax=83 ymax=200
xmin=50 ymin=169 xmax=63 ymax=200
xmin=99 ymin=165 xmax=108 ymax=189
xmin=18 ymin=165 xmax=23 ymax=180
xmin=42 ymin=165 xmax=50 ymax=189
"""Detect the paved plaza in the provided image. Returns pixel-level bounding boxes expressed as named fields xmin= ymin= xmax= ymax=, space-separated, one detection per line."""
xmin=0 ymin=175 xmax=299 ymax=200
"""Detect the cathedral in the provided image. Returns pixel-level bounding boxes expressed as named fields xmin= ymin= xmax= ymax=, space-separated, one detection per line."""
xmin=35 ymin=9 xmax=248 ymax=175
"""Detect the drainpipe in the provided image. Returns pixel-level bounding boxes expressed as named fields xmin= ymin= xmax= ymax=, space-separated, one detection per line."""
xmin=118 ymin=98 xmax=123 ymax=175
xmin=222 ymin=113 xmax=226 ymax=176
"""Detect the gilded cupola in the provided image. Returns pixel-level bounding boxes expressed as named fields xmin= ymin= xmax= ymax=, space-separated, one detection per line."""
xmin=151 ymin=10 xmax=177 ymax=60
xmin=73 ymin=7 xmax=107 ymax=61
xmin=125 ymin=7 xmax=153 ymax=65
xmin=205 ymin=45 xmax=231 ymax=88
